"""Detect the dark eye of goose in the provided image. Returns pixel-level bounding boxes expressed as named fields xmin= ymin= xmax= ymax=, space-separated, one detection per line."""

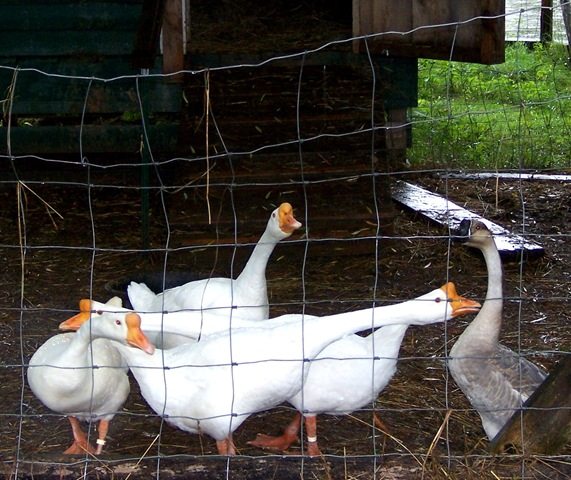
xmin=96 ymin=310 xmax=103 ymax=315
xmin=115 ymin=319 xmax=121 ymax=326
xmin=435 ymin=297 xmax=442 ymax=303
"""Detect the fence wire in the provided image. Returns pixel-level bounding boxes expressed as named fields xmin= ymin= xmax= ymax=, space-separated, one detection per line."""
xmin=1 ymin=4 xmax=570 ymax=480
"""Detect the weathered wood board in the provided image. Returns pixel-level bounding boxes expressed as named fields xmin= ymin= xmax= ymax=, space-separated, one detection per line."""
xmin=391 ymin=180 xmax=544 ymax=255
xmin=490 ymin=354 xmax=571 ymax=454
xmin=352 ymin=0 xmax=505 ymax=64
xmin=443 ymin=171 xmax=571 ymax=182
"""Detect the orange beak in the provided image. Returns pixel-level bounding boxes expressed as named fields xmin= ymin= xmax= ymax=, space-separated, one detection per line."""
xmin=278 ymin=202 xmax=302 ymax=234
xmin=441 ymin=282 xmax=481 ymax=318
xmin=59 ymin=299 xmax=92 ymax=331
xmin=126 ymin=313 xmax=155 ymax=355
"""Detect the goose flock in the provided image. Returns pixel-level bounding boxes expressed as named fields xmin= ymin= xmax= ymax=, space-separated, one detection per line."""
xmin=26 ymin=204 xmax=546 ymax=457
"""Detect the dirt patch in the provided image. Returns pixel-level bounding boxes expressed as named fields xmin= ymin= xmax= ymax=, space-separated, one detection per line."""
xmin=1 ymin=163 xmax=569 ymax=479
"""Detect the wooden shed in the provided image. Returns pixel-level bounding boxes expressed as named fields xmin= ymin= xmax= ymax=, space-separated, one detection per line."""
xmin=0 ymin=0 xmax=186 ymax=156
xmin=0 ymin=0 xmax=505 ymax=248
xmin=0 ymin=0 xmax=504 ymax=158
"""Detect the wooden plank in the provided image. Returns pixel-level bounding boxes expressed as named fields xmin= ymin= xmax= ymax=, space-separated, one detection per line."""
xmin=355 ymin=0 xmax=505 ymax=64
xmin=480 ymin=0 xmax=506 ymax=64
xmin=442 ymin=172 xmax=571 ymax=182
xmin=374 ymin=0 xmax=413 ymax=36
xmin=391 ymin=180 xmax=544 ymax=255
xmin=0 ymin=124 xmax=180 ymax=155
xmin=0 ymin=0 xmax=143 ymax=5
xmin=0 ymin=31 xmax=137 ymax=56
xmin=132 ymin=0 xmax=166 ymax=69
xmin=353 ymin=0 xmax=413 ymax=53
xmin=185 ymin=54 xmax=418 ymax=108
xmin=378 ymin=58 xmax=418 ymax=109
xmin=161 ymin=0 xmax=186 ymax=79
xmin=0 ymin=56 xmax=164 ymax=77
xmin=385 ymin=109 xmax=409 ymax=150
xmin=0 ymin=2 xmax=142 ymax=31
xmin=561 ymin=0 xmax=571 ymax=49
xmin=0 ymin=73 xmax=181 ymax=115
xmin=540 ymin=0 xmax=554 ymax=43
xmin=412 ymin=1 xmax=451 ymax=46
xmin=351 ymin=0 xmax=361 ymax=53
xmin=354 ymin=0 xmax=373 ymax=44
xmin=490 ymin=355 xmax=571 ymax=454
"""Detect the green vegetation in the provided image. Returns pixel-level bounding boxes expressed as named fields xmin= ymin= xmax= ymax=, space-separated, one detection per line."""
xmin=410 ymin=43 xmax=571 ymax=169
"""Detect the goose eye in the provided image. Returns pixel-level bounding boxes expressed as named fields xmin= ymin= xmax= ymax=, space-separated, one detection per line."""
xmin=435 ymin=297 xmax=441 ymax=303
xmin=115 ymin=319 xmax=121 ymax=326
xmin=96 ymin=310 xmax=103 ymax=315
xmin=272 ymin=212 xmax=276 ymax=218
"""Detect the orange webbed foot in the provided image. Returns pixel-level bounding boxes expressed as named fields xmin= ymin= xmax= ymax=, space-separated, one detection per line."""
xmin=63 ymin=439 xmax=97 ymax=455
xmin=247 ymin=433 xmax=297 ymax=452
xmin=64 ymin=417 xmax=97 ymax=455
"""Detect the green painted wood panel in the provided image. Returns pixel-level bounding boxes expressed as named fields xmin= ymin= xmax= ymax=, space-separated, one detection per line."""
xmin=0 ymin=31 xmax=138 ymax=57
xmin=0 ymin=56 xmax=162 ymax=77
xmin=0 ymin=68 xmax=181 ymax=114
xmin=0 ymin=3 xmax=142 ymax=32
xmin=0 ymin=124 xmax=179 ymax=155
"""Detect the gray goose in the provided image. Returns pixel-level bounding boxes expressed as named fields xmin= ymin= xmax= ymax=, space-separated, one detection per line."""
xmin=449 ymin=218 xmax=546 ymax=440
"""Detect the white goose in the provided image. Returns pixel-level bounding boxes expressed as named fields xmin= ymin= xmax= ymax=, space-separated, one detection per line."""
xmin=27 ymin=297 xmax=153 ymax=455
xmin=449 ymin=219 xmax=547 ymax=440
xmin=248 ymin=283 xmax=481 ymax=455
xmin=127 ymin=202 xmax=301 ymax=324
xmin=62 ymin=283 xmax=479 ymax=455
xmin=71 ymin=298 xmax=289 ymax=344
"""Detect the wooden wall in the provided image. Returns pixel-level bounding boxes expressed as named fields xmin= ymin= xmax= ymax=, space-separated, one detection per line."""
xmin=353 ymin=0 xmax=505 ymax=64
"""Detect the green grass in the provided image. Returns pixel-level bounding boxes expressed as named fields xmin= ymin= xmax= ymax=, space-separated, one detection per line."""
xmin=410 ymin=43 xmax=571 ymax=170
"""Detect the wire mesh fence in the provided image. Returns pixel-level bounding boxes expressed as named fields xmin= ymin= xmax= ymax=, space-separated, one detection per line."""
xmin=1 ymin=2 xmax=570 ymax=479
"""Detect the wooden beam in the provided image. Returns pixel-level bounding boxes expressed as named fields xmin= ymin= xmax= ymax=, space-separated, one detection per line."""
xmin=385 ymin=109 xmax=409 ymax=150
xmin=490 ymin=354 xmax=571 ymax=454
xmin=352 ymin=0 xmax=505 ymax=64
xmin=162 ymin=0 xmax=186 ymax=80
xmin=132 ymin=0 xmax=166 ymax=69
xmin=442 ymin=172 xmax=571 ymax=182
xmin=0 ymin=124 xmax=179 ymax=155
xmin=391 ymin=180 xmax=544 ymax=256
xmin=540 ymin=0 xmax=554 ymax=43
xmin=561 ymin=0 xmax=571 ymax=56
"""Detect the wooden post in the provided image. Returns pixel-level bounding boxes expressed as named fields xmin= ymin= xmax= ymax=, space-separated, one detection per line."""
xmin=378 ymin=108 xmax=409 ymax=234
xmin=162 ymin=0 xmax=188 ymax=81
xmin=540 ymin=0 xmax=553 ymax=43
xmin=561 ymin=0 xmax=571 ymax=58
xmin=132 ymin=0 xmax=167 ymax=69
xmin=490 ymin=355 xmax=571 ymax=454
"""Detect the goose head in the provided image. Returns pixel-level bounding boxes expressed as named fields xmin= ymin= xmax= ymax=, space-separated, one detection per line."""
xmin=455 ymin=218 xmax=495 ymax=248
xmin=269 ymin=202 xmax=302 ymax=239
xmin=440 ymin=282 xmax=481 ymax=318
xmin=60 ymin=301 xmax=155 ymax=355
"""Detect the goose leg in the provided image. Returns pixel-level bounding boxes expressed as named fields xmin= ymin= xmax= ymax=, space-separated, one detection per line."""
xmin=373 ymin=413 xmax=391 ymax=434
xmin=95 ymin=419 xmax=110 ymax=454
xmin=304 ymin=415 xmax=322 ymax=456
xmin=63 ymin=417 xmax=96 ymax=454
xmin=216 ymin=435 xmax=236 ymax=455
xmin=247 ymin=411 xmax=302 ymax=451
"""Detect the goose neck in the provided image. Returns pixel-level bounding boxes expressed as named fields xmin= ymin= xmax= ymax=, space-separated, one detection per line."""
xmin=462 ymin=240 xmax=503 ymax=346
xmin=236 ymin=229 xmax=277 ymax=282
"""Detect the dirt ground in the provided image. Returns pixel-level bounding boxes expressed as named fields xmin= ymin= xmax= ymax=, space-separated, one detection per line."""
xmin=0 ymin=158 xmax=570 ymax=479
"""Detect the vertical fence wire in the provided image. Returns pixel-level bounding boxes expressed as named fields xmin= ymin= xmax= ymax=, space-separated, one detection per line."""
xmin=1 ymin=4 xmax=570 ymax=479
